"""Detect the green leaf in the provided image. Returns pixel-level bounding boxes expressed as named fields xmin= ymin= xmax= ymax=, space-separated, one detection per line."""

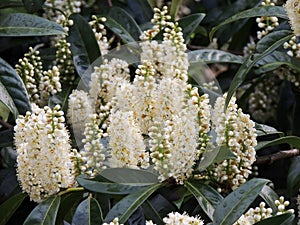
xmin=254 ymin=51 xmax=300 ymax=74
xmin=77 ymin=176 xmax=153 ymax=195
xmin=287 ymin=156 xmax=300 ymax=194
xmin=104 ymin=17 xmax=136 ymax=44
xmin=0 ymin=128 xmax=14 ymax=148
xmin=185 ymin=180 xmax=223 ymax=220
xmin=178 ymin=13 xmax=205 ymax=43
xmin=256 ymin=30 xmax=293 ymax=53
xmin=255 ymin=123 xmax=283 ymax=137
xmin=100 ymin=168 xmax=159 ymax=184
xmin=72 ymin=196 xmax=103 ymax=225
xmin=0 ymin=192 xmax=27 ymax=225
xmin=22 ymin=0 xmax=46 ymax=13
xmin=108 ymin=7 xmax=142 ymax=41
xmin=259 ymin=185 xmax=279 ymax=213
xmin=188 ymin=49 xmax=243 ymax=64
xmin=142 ymin=200 xmax=164 ymax=225
xmin=209 ymin=6 xmax=288 ymax=41
xmin=198 ymin=146 xmax=236 ymax=171
xmin=67 ymin=13 xmax=101 ymax=78
xmin=212 ymin=178 xmax=269 ymax=225
xmin=0 ymin=1 xmax=24 ymax=9
xmin=255 ymin=136 xmax=300 ymax=151
xmin=0 ymin=80 xmax=18 ymax=119
xmin=104 ymin=183 xmax=161 ymax=223
xmin=147 ymin=0 xmax=156 ymax=8
xmin=0 ymin=13 xmax=65 ymax=36
xmin=0 ymin=57 xmax=31 ymax=115
xmin=254 ymin=213 xmax=295 ymax=225
xmin=170 ymin=0 xmax=183 ymax=19
xmin=24 ymin=195 xmax=61 ymax=225
xmin=224 ymin=34 xmax=293 ymax=109
xmin=48 ymin=84 xmax=73 ymax=112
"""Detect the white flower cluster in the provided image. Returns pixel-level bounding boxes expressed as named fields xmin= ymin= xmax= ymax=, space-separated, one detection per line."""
xmin=256 ymin=0 xmax=279 ymax=39
xmin=105 ymin=212 xmax=204 ymax=225
xmin=15 ymin=104 xmax=76 ymax=202
xmin=210 ymin=94 xmax=257 ymax=190
xmin=284 ymin=35 xmax=300 ymax=58
xmin=78 ymin=114 xmax=106 ymax=177
xmin=67 ymin=89 xmax=94 ymax=138
xmin=89 ymin=15 xmax=109 ymax=55
xmin=55 ymin=39 xmax=76 ymax=84
xmin=235 ymin=196 xmax=294 ymax=224
xmin=284 ymin=0 xmax=300 ymax=36
xmin=39 ymin=66 xmax=62 ymax=106
xmin=43 ymin=0 xmax=82 ymax=25
xmin=107 ymin=111 xmax=149 ymax=169
xmin=15 ymin=47 xmax=43 ymax=102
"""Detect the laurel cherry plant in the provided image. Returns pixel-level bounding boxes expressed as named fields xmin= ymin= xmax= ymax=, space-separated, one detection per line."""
xmin=1 ymin=0 xmax=300 ymax=225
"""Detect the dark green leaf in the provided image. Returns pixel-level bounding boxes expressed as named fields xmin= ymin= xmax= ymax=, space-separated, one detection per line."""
xmin=108 ymin=7 xmax=142 ymax=41
xmin=254 ymin=213 xmax=295 ymax=225
xmin=142 ymin=201 xmax=164 ymax=225
xmin=100 ymin=168 xmax=159 ymax=184
xmin=188 ymin=49 xmax=243 ymax=64
xmin=256 ymin=30 xmax=292 ymax=53
xmin=185 ymin=180 xmax=223 ymax=220
xmin=48 ymin=84 xmax=73 ymax=112
xmin=178 ymin=13 xmax=205 ymax=43
xmin=104 ymin=183 xmax=161 ymax=223
xmin=0 ymin=169 xmax=18 ymax=203
xmin=0 ymin=192 xmax=27 ymax=225
xmin=0 ymin=57 xmax=31 ymax=115
xmin=0 ymin=80 xmax=18 ymax=118
xmin=209 ymin=6 xmax=288 ymax=41
xmin=254 ymin=51 xmax=300 ymax=74
xmin=224 ymin=34 xmax=293 ymax=109
xmin=77 ymin=177 xmax=153 ymax=195
xmin=198 ymin=146 xmax=236 ymax=171
xmin=287 ymin=156 xmax=300 ymax=194
xmin=0 ymin=1 xmax=24 ymax=9
xmin=255 ymin=123 xmax=283 ymax=137
xmin=0 ymin=128 xmax=14 ymax=148
xmin=255 ymin=136 xmax=300 ymax=151
xmin=147 ymin=0 xmax=155 ymax=8
xmin=259 ymin=185 xmax=279 ymax=213
xmin=23 ymin=195 xmax=61 ymax=225
xmin=213 ymin=178 xmax=269 ymax=225
xmin=67 ymin=13 xmax=101 ymax=78
xmin=104 ymin=17 xmax=136 ymax=43
xmin=0 ymin=13 xmax=65 ymax=36
xmin=170 ymin=0 xmax=183 ymax=19
xmin=72 ymin=196 xmax=103 ymax=225
xmin=22 ymin=0 xmax=46 ymax=13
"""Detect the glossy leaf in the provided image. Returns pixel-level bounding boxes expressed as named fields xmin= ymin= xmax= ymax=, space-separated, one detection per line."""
xmin=142 ymin=201 xmax=164 ymax=225
xmin=23 ymin=195 xmax=61 ymax=225
xmin=254 ymin=51 xmax=300 ymax=74
xmin=104 ymin=183 xmax=161 ymax=223
xmin=255 ymin=136 xmax=300 ymax=151
xmin=72 ymin=197 xmax=103 ymax=225
xmin=0 ymin=192 xmax=27 ymax=225
xmin=255 ymin=123 xmax=283 ymax=137
xmin=178 ymin=13 xmax=205 ymax=43
xmin=188 ymin=49 xmax=243 ymax=64
xmin=212 ymin=178 xmax=269 ymax=225
xmin=198 ymin=146 xmax=236 ymax=171
xmin=100 ymin=168 xmax=159 ymax=184
xmin=0 ymin=80 xmax=17 ymax=119
xmin=254 ymin=213 xmax=295 ymax=225
xmin=22 ymin=0 xmax=46 ymax=12
xmin=287 ymin=156 xmax=300 ymax=194
xmin=77 ymin=176 xmax=153 ymax=195
xmin=0 ymin=57 xmax=31 ymax=115
xmin=224 ymin=34 xmax=293 ymax=109
xmin=104 ymin=16 xmax=136 ymax=44
xmin=209 ymin=6 xmax=288 ymax=41
xmin=185 ymin=180 xmax=223 ymax=220
xmin=259 ymin=185 xmax=279 ymax=213
xmin=67 ymin=13 xmax=101 ymax=79
xmin=0 ymin=13 xmax=65 ymax=36
xmin=108 ymin=7 xmax=142 ymax=41
xmin=256 ymin=30 xmax=293 ymax=53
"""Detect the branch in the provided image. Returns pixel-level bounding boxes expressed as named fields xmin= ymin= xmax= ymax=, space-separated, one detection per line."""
xmin=0 ymin=119 xmax=13 ymax=129
xmin=255 ymin=149 xmax=300 ymax=165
